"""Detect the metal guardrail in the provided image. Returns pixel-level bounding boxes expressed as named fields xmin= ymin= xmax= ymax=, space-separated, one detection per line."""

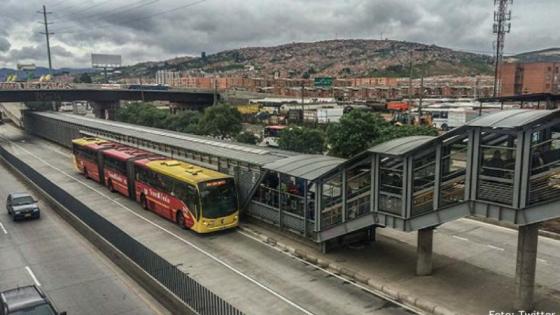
xmin=0 ymin=145 xmax=243 ymax=315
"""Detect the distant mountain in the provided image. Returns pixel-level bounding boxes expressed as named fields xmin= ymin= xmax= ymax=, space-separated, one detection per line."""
xmin=117 ymin=39 xmax=494 ymax=79
xmin=507 ymin=48 xmax=560 ymax=63
xmin=0 ymin=67 xmax=93 ymax=81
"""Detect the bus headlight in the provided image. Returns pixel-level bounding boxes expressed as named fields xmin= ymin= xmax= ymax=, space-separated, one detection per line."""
xmin=234 ymin=215 xmax=238 ymax=221
xmin=203 ymin=221 xmax=208 ymax=226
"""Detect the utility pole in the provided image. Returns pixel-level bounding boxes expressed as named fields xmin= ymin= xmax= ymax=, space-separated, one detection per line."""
xmin=418 ymin=74 xmax=424 ymax=117
xmin=38 ymin=5 xmax=54 ymax=75
xmin=408 ymin=50 xmax=414 ymax=109
xmin=493 ymin=0 xmax=513 ymax=97
xmin=213 ymin=76 xmax=218 ymax=106
xmin=301 ymin=82 xmax=305 ymax=111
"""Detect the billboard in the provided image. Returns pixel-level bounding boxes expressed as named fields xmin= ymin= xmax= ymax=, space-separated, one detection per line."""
xmin=17 ymin=64 xmax=37 ymax=71
xmin=91 ymin=54 xmax=122 ymax=68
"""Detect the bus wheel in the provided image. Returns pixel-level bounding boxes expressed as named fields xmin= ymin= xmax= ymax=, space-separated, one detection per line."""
xmin=107 ymin=180 xmax=115 ymax=192
xmin=176 ymin=212 xmax=186 ymax=229
xmin=140 ymin=194 xmax=148 ymax=210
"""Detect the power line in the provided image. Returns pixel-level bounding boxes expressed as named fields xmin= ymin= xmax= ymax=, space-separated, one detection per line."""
xmin=50 ymin=0 xmax=115 ymax=22
xmin=48 ymin=0 xmax=67 ymax=8
xmin=56 ymin=0 xmax=207 ymax=35
xmin=54 ymin=0 xmax=161 ymax=33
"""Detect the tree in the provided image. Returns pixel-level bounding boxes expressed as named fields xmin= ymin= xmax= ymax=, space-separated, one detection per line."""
xmin=278 ymin=126 xmax=325 ymax=154
xmin=326 ymin=110 xmax=389 ymax=158
xmin=326 ymin=110 xmax=440 ymax=158
xmin=74 ymin=72 xmax=92 ymax=83
xmin=236 ymin=132 xmax=259 ymax=145
xmin=163 ymin=110 xmax=202 ymax=134
xmin=197 ymin=104 xmax=242 ymax=137
xmin=116 ymin=102 xmax=170 ymax=129
xmin=115 ymin=103 xmax=205 ymax=134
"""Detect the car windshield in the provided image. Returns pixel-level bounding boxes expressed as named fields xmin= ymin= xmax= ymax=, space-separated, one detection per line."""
xmin=199 ymin=179 xmax=237 ymax=219
xmin=11 ymin=303 xmax=56 ymax=315
xmin=12 ymin=196 xmax=35 ymax=206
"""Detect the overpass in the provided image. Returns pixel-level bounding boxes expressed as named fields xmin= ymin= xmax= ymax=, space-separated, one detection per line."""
xmin=21 ymin=109 xmax=560 ymax=311
xmin=0 ymin=87 xmax=217 ymax=118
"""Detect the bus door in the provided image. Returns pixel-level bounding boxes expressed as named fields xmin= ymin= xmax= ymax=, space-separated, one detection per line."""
xmin=97 ymin=151 xmax=106 ymax=185
xmin=126 ymin=159 xmax=137 ymax=200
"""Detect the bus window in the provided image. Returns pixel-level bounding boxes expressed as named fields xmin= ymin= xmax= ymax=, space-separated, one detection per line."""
xmin=104 ymin=156 xmax=126 ymax=173
xmin=199 ymin=179 xmax=237 ymax=219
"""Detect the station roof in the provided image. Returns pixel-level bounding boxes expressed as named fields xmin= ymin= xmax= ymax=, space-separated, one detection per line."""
xmin=368 ymin=136 xmax=436 ymax=156
xmin=34 ymin=112 xmax=297 ymax=166
xmin=263 ymin=155 xmax=345 ymax=181
xmin=466 ymin=109 xmax=560 ymax=129
xmin=479 ymin=93 xmax=560 ymax=103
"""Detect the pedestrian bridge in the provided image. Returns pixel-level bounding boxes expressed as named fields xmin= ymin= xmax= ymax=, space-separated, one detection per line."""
xmin=22 ymin=110 xmax=560 ymax=243
xmin=19 ymin=109 xmax=560 ymax=310
xmin=251 ymin=109 xmax=560 ymax=243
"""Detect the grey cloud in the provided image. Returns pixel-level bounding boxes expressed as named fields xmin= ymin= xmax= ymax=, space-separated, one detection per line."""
xmin=0 ymin=37 xmax=10 ymax=52
xmin=0 ymin=0 xmax=559 ymax=68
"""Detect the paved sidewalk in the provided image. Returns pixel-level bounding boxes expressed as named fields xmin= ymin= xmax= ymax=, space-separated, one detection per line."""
xmin=243 ymin=221 xmax=560 ymax=315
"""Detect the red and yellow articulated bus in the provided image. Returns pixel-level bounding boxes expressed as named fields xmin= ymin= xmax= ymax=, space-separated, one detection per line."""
xmin=71 ymin=137 xmax=239 ymax=233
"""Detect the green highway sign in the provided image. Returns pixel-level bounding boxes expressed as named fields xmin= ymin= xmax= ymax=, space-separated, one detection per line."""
xmin=314 ymin=77 xmax=333 ymax=87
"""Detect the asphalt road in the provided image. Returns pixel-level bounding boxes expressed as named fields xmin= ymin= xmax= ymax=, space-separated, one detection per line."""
xmin=0 ymin=123 xmax=413 ymax=315
xmin=379 ymin=217 xmax=560 ymax=291
xmin=0 ymin=157 xmax=168 ymax=314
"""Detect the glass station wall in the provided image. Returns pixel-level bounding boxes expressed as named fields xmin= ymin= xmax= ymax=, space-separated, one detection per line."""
xmin=477 ymin=132 xmax=517 ymax=205
xmin=411 ymin=152 xmax=436 ymax=216
xmin=528 ymin=124 xmax=560 ymax=205
xmin=439 ymin=137 xmax=468 ymax=207
xmin=379 ymin=156 xmax=404 ymax=215
xmin=321 ymin=174 xmax=343 ymax=228
xmin=345 ymin=161 xmax=371 ymax=221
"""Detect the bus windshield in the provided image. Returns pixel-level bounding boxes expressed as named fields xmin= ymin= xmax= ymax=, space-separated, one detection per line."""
xmin=199 ymin=179 xmax=237 ymax=219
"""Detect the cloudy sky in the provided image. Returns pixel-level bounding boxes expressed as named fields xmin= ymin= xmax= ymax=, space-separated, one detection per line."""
xmin=0 ymin=0 xmax=558 ymax=69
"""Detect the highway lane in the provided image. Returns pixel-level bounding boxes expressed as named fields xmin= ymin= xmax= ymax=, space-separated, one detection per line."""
xmin=378 ymin=218 xmax=560 ymax=291
xmin=0 ymin=124 xmax=413 ymax=315
xmin=0 ymin=158 xmax=168 ymax=314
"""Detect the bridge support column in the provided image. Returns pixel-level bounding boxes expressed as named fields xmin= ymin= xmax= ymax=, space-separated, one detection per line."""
xmin=91 ymin=101 xmax=120 ymax=120
xmin=416 ymin=227 xmax=434 ymax=276
xmin=514 ymin=223 xmax=539 ymax=311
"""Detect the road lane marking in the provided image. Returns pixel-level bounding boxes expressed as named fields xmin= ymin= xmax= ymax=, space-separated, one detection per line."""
xmin=237 ymin=229 xmax=422 ymax=315
xmin=0 ymin=221 xmax=7 ymax=234
xmin=537 ymin=258 xmax=549 ymax=265
xmin=25 ymin=266 xmax=41 ymax=286
xmin=486 ymin=244 xmax=505 ymax=251
xmin=452 ymin=235 xmax=469 ymax=241
xmin=3 ymin=140 xmax=315 ymax=315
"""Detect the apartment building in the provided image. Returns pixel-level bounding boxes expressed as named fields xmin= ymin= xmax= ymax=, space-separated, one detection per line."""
xmin=501 ymin=62 xmax=560 ymax=96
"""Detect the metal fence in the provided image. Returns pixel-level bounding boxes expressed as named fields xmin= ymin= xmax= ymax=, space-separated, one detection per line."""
xmin=0 ymin=145 xmax=243 ymax=315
